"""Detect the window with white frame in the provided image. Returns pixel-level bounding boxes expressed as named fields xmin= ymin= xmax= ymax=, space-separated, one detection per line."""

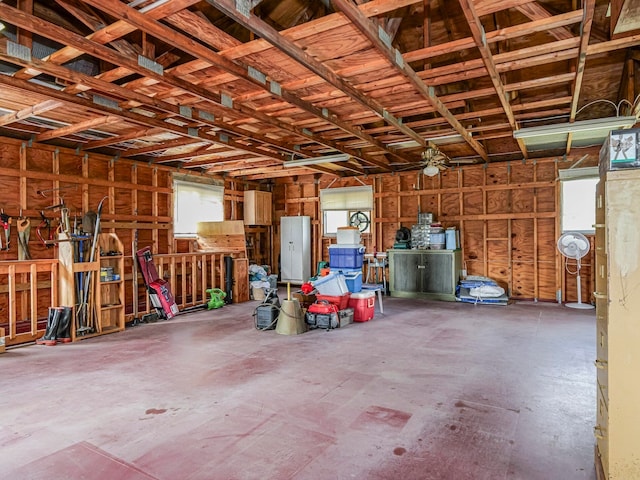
xmin=559 ymin=167 xmax=598 ymax=234
xmin=320 ymin=185 xmax=373 ymax=236
xmin=173 ymin=177 xmax=224 ymax=237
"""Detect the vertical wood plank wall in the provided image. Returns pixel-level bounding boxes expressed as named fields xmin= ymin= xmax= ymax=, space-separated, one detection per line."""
xmin=0 ymin=137 xmax=250 ymax=334
xmin=274 ymin=157 xmax=594 ymax=303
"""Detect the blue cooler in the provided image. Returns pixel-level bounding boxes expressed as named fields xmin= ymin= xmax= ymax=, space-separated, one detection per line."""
xmin=329 ymin=244 xmax=365 ymax=269
xmin=330 ymin=268 xmax=363 ymax=293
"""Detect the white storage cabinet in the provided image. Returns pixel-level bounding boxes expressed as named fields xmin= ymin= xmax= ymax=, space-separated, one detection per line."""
xmin=280 ymin=216 xmax=311 ymax=284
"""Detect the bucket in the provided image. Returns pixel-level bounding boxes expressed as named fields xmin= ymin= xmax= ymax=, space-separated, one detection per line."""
xmin=252 ymin=286 xmax=266 ymax=300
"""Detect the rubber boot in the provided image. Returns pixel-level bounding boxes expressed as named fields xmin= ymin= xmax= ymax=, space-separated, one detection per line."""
xmin=56 ymin=307 xmax=73 ymax=344
xmin=37 ymin=307 xmax=61 ymax=346
xmin=36 ymin=307 xmax=56 ymax=345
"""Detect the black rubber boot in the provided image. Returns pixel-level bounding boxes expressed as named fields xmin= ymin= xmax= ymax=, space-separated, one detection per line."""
xmin=36 ymin=307 xmax=61 ymax=346
xmin=56 ymin=307 xmax=73 ymax=344
xmin=36 ymin=307 xmax=55 ymax=345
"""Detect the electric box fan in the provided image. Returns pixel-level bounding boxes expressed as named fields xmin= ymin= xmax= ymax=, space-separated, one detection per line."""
xmin=557 ymin=232 xmax=594 ymax=309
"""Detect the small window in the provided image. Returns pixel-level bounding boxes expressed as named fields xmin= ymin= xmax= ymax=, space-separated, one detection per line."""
xmin=173 ymin=179 xmax=224 ymax=237
xmin=560 ymin=167 xmax=598 ymax=234
xmin=323 ymin=210 xmax=371 ymax=236
xmin=320 ymin=186 xmax=373 ymax=237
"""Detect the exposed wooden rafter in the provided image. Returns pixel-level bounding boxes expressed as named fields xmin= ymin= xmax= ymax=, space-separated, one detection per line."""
xmin=330 ymin=0 xmax=488 ymax=160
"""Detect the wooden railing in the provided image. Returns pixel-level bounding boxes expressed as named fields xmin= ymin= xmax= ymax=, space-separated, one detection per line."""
xmin=0 ymin=259 xmax=59 ymax=346
xmin=128 ymin=252 xmax=231 ymax=321
xmin=1 ymin=252 xmax=239 ymax=346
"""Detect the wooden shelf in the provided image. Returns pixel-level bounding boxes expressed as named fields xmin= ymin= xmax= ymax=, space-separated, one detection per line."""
xmin=58 ymin=233 xmax=125 ymax=342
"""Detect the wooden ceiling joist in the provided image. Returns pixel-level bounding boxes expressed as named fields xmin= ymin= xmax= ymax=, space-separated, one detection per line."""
xmin=0 ymin=0 xmax=635 ymax=177
xmin=0 ymin=2 xmax=366 ymax=174
xmin=330 ymin=0 xmax=488 ymax=160
xmin=79 ymin=0 xmax=400 ymax=170
xmin=0 ymin=100 xmax=63 ymax=127
xmin=34 ymin=115 xmax=120 ymax=142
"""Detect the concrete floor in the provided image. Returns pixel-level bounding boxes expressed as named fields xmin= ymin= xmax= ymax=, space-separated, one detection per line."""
xmin=1 ymin=295 xmax=596 ymax=480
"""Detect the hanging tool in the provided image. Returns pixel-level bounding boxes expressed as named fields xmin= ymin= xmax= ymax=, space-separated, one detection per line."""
xmin=36 ymin=211 xmax=55 ymax=248
xmin=0 ymin=210 xmax=10 ymax=251
xmin=36 ymin=185 xmax=77 ymax=197
xmin=17 ymin=215 xmax=31 ymax=260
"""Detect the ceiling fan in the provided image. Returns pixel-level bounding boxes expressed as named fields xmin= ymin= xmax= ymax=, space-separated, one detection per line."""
xmin=389 ymin=145 xmax=452 ymax=176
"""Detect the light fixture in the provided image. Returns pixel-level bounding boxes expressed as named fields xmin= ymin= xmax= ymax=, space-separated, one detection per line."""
xmin=423 ymin=164 xmax=439 ymax=177
xmin=0 ymin=22 xmax=5 ymax=32
xmin=513 ymin=116 xmax=637 ymax=139
xmin=513 ymin=116 xmax=637 ymax=151
xmin=283 ymin=153 xmax=350 ymax=168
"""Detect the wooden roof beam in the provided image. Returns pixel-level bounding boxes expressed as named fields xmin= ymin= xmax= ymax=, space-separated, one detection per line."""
xmin=207 ymin=0 xmax=425 ymax=150
xmin=0 ymin=73 xmax=308 ymax=171
xmin=0 ymin=100 xmax=63 ymax=127
xmin=184 ymin=154 xmax=256 ymax=169
xmin=566 ymin=0 xmax=596 ymax=155
xmin=128 ymin=138 xmax=208 ymax=155
xmin=152 ymin=146 xmax=233 ymax=163
xmin=12 ymin=0 xmax=201 ymax=81
xmin=329 ymin=0 xmax=487 ymax=160
xmin=54 ymin=0 xmax=141 ymax=58
xmin=82 ymin=127 xmax=165 ymax=149
xmin=514 ymin=3 xmax=574 ymax=41
xmin=0 ymin=45 xmax=306 ymax=159
xmin=35 ymin=115 xmax=121 ymax=142
xmin=458 ymin=0 xmax=518 ymax=139
xmin=0 ymin=3 xmax=360 ymax=171
xmin=79 ymin=0 xmax=397 ymax=170
xmin=405 ymin=9 xmax=581 ymax=62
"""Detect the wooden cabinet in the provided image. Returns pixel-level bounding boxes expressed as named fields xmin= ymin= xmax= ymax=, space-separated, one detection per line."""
xmin=388 ymin=249 xmax=461 ymax=301
xmin=244 ymin=190 xmax=272 ymax=226
xmin=594 ymin=169 xmax=640 ymax=479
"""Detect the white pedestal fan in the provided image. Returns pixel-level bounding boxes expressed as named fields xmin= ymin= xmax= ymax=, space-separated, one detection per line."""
xmin=557 ymin=232 xmax=595 ymax=309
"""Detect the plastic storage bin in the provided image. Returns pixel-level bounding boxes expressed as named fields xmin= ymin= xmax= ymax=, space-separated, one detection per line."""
xmin=329 ymin=244 xmax=365 ymax=269
xmin=313 ymin=272 xmax=349 ymax=296
xmin=348 ymin=290 xmax=375 ymax=322
xmin=330 ymin=268 xmax=363 ymax=293
xmin=344 ymin=271 xmax=362 ymax=293
xmin=336 ymin=227 xmax=361 ymax=245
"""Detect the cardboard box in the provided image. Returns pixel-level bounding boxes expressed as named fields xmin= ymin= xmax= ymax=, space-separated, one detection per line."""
xmin=0 ymin=327 xmax=5 ymax=354
xmin=600 ymin=129 xmax=640 ymax=175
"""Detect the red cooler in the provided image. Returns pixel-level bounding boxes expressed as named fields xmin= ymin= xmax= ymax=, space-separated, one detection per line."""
xmin=348 ymin=291 xmax=375 ymax=322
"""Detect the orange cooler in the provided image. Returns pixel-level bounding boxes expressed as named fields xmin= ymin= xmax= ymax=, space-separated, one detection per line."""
xmin=348 ymin=291 xmax=375 ymax=322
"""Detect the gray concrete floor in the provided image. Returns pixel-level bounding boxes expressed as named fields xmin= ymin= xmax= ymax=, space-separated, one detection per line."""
xmin=0 ymin=295 xmax=596 ymax=479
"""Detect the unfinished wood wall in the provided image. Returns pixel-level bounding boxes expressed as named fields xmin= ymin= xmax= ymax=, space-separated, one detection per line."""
xmin=0 ymin=137 xmax=251 ymax=333
xmin=275 ymin=157 xmax=594 ymax=303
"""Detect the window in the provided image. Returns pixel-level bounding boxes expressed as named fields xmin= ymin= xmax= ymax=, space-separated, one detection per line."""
xmin=173 ymin=178 xmax=224 ymax=237
xmin=320 ymin=185 xmax=373 ymax=236
xmin=559 ymin=167 xmax=598 ymax=233
xmin=323 ymin=210 xmax=371 ymax=236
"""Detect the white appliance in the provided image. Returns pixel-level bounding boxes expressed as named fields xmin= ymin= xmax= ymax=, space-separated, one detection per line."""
xmin=281 ymin=216 xmax=311 ymax=284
